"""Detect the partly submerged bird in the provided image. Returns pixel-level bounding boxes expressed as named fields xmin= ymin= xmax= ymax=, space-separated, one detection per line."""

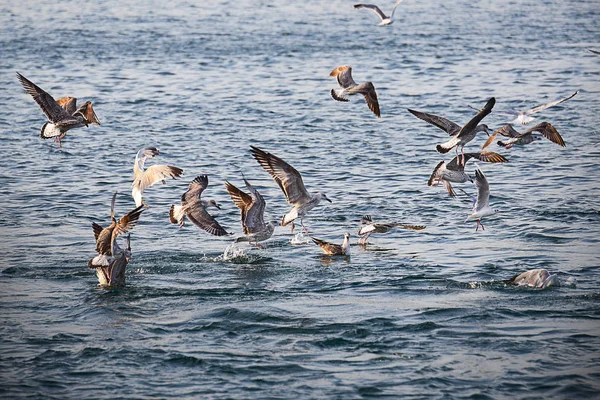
xmin=357 ymin=215 xmax=424 ymax=245
xmin=465 ymin=168 xmax=500 ymax=231
xmin=505 ymin=269 xmax=560 ymax=289
xmin=428 ymin=151 xmax=508 ymax=197
xmin=170 ymin=175 xmax=229 ymax=236
xmin=313 ymin=233 xmax=351 ymax=256
xmin=93 ymin=234 xmax=132 ymax=288
xmin=250 ymin=145 xmax=332 ymax=234
xmin=225 ymin=176 xmax=278 ymax=244
xmin=17 ymin=72 xmax=101 ymax=148
xmin=354 ymin=0 xmax=405 ymax=26
xmin=481 ymin=122 xmax=565 ymax=150
xmin=469 ymin=90 xmax=579 ymax=125
xmin=132 ymin=147 xmax=183 ymax=207
xmin=330 ymin=66 xmax=380 ymax=118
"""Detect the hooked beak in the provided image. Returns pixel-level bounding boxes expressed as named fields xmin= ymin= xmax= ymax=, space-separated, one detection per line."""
xmin=215 ymin=203 xmax=222 ymax=210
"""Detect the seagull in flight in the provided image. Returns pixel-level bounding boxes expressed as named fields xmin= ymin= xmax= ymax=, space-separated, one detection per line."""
xmin=357 ymin=215 xmax=424 ymax=245
xmin=465 ymin=169 xmax=501 ymax=231
xmin=250 ymin=145 xmax=332 ymax=234
xmin=354 ymin=0 xmax=405 ymax=26
xmin=330 ymin=66 xmax=380 ymax=118
xmin=132 ymin=147 xmax=183 ymax=207
xmin=313 ymin=233 xmax=351 ymax=256
xmin=481 ymin=122 xmax=565 ymax=150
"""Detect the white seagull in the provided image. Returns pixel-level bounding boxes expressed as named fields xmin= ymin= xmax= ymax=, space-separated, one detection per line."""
xmin=132 ymin=147 xmax=183 ymax=207
xmin=358 ymin=215 xmax=425 ymax=245
xmin=481 ymin=122 xmax=565 ymax=150
xmin=465 ymin=169 xmax=501 ymax=231
xmin=354 ymin=0 xmax=405 ymax=26
xmin=250 ymin=145 xmax=332 ymax=234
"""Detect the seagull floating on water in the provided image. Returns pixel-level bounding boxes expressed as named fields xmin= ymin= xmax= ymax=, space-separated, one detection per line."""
xmin=170 ymin=175 xmax=229 ymax=236
xmin=357 ymin=215 xmax=424 ymax=245
xmin=428 ymin=151 xmax=508 ymax=197
xmin=354 ymin=0 xmax=405 ymax=26
xmin=250 ymin=145 xmax=332 ymax=234
xmin=17 ymin=72 xmax=100 ymax=148
xmin=469 ymin=90 xmax=579 ymax=125
xmin=465 ymin=168 xmax=500 ymax=231
xmin=313 ymin=233 xmax=351 ymax=256
xmin=330 ymin=66 xmax=380 ymax=118
xmin=132 ymin=147 xmax=183 ymax=207
xmin=225 ymin=176 xmax=278 ymax=245
xmin=505 ymin=269 xmax=560 ymax=289
xmin=481 ymin=122 xmax=565 ymax=150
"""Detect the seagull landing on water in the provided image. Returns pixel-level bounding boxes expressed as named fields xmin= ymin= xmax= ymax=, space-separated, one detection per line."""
xmin=313 ymin=233 xmax=351 ymax=256
xmin=170 ymin=175 xmax=229 ymax=236
xmin=354 ymin=0 xmax=405 ymax=26
xmin=250 ymin=145 xmax=332 ymax=235
xmin=225 ymin=176 xmax=278 ymax=245
xmin=428 ymin=151 xmax=508 ymax=197
xmin=132 ymin=147 xmax=183 ymax=207
xmin=330 ymin=66 xmax=380 ymax=118
xmin=469 ymin=90 xmax=579 ymax=125
xmin=465 ymin=169 xmax=502 ymax=231
xmin=481 ymin=122 xmax=565 ymax=150
xmin=17 ymin=72 xmax=101 ymax=148
xmin=357 ymin=215 xmax=424 ymax=245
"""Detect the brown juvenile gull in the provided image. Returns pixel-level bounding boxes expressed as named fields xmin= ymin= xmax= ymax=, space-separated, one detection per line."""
xmin=428 ymin=151 xmax=508 ymax=197
xmin=170 ymin=175 xmax=229 ymax=236
xmin=330 ymin=66 xmax=380 ymax=118
xmin=17 ymin=72 xmax=100 ymax=148
xmin=357 ymin=215 xmax=424 ymax=245
xmin=250 ymin=145 xmax=332 ymax=234
xmin=505 ymin=269 xmax=560 ymax=289
xmin=313 ymin=233 xmax=351 ymax=256
xmin=89 ymin=192 xmax=144 ymax=270
xmin=469 ymin=90 xmax=579 ymax=125
xmin=225 ymin=176 xmax=278 ymax=245
xmin=132 ymin=147 xmax=183 ymax=207
xmin=94 ymin=235 xmax=132 ymax=288
xmin=354 ymin=0 xmax=405 ymax=26
xmin=481 ymin=122 xmax=565 ymax=150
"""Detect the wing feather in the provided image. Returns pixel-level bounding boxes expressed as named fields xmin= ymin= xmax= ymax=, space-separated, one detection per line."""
xmin=17 ymin=72 xmax=74 ymax=123
xmin=407 ymin=108 xmax=461 ymax=136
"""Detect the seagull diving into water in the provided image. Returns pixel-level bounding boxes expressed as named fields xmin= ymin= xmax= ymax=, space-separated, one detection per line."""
xmin=465 ymin=169 xmax=501 ymax=231
xmin=428 ymin=151 xmax=508 ymax=197
xmin=170 ymin=175 xmax=229 ymax=236
xmin=132 ymin=147 xmax=183 ymax=207
xmin=17 ymin=72 xmax=101 ymax=148
xmin=481 ymin=122 xmax=565 ymax=150
xmin=313 ymin=233 xmax=351 ymax=256
xmin=225 ymin=176 xmax=278 ymax=245
xmin=357 ymin=215 xmax=424 ymax=245
xmin=330 ymin=66 xmax=380 ymax=118
xmin=354 ymin=0 xmax=405 ymax=26
xmin=505 ymin=269 xmax=560 ymax=289
xmin=250 ymin=145 xmax=332 ymax=234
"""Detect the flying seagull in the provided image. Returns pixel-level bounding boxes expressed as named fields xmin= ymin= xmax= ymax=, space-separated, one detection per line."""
xmin=17 ymin=72 xmax=101 ymax=148
xmin=481 ymin=122 xmax=565 ymax=150
xmin=250 ymin=145 xmax=332 ymax=234
xmin=469 ymin=90 xmax=579 ymax=125
xmin=330 ymin=66 xmax=380 ymax=118
xmin=225 ymin=176 xmax=278 ymax=245
xmin=354 ymin=0 xmax=405 ymax=26
xmin=132 ymin=147 xmax=183 ymax=207
xmin=170 ymin=175 xmax=229 ymax=236
xmin=357 ymin=215 xmax=424 ymax=245
xmin=313 ymin=233 xmax=351 ymax=256
xmin=428 ymin=151 xmax=508 ymax=197
xmin=465 ymin=169 xmax=501 ymax=231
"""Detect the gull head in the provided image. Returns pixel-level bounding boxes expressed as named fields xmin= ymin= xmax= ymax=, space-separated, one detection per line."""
xmin=480 ymin=124 xmax=491 ymax=136
xmin=316 ymin=192 xmax=332 ymax=203
xmin=206 ymin=199 xmax=221 ymax=210
xmin=142 ymin=147 xmax=160 ymax=158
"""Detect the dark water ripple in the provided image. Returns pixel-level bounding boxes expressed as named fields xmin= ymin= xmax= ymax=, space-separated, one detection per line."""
xmin=1 ymin=0 xmax=600 ymax=398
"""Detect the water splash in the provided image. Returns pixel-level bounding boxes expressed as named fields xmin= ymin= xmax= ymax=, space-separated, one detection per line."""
xmin=290 ymin=232 xmax=311 ymax=245
xmin=219 ymin=243 xmax=271 ymax=264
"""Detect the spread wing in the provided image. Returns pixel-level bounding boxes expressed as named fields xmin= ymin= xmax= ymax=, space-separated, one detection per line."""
xmin=182 ymin=175 xmax=208 ymax=205
xmin=225 ymin=180 xmax=253 ymax=233
xmin=250 ymin=146 xmax=311 ymax=206
xmin=132 ymin=164 xmax=184 ymax=206
xmin=525 ymin=90 xmax=579 ymax=115
xmin=115 ymin=205 xmax=145 ymax=236
xmin=481 ymin=124 xmax=519 ymax=150
xmin=447 ymin=151 xmax=508 ymax=170
xmin=354 ymin=4 xmax=387 ymax=21
xmin=521 ymin=122 xmax=565 ymax=147
xmin=243 ymin=181 xmax=267 ymax=233
xmin=187 ymin=206 xmax=229 ymax=236
xmin=92 ymin=222 xmax=104 ymax=242
xmin=390 ymin=0 xmax=405 ymax=18
xmin=56 ymin=97 xmax=77 ymax=115
xmin=457 ymin=97 xmax=495 ymax=139
xmin=17 ymin=72 xmax=75 ymax=124
xmin=349 ymin=82 xmax=380 ymax=117
xmin=473 ymin=169 xmax=490 ymax=212
xmin=77 ymin=101 xmax=101 ymax=125
xmin=407 ymin=108 xmax=461 ymax=136
xmin=330 ymin=66 xmax=357 ymax=89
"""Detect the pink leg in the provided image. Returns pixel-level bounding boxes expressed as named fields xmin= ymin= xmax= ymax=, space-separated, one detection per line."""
xmin=300 ymin=219 xmax=310 ymax=236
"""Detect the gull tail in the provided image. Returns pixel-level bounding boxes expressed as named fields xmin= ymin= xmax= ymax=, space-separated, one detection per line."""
xmin=330 ymin=88 xmax=349 ymax=102
xmin=169 ymin=204 xmax=185 ymax=225
xmin=436 ymin=137 xmax=458 ymax=154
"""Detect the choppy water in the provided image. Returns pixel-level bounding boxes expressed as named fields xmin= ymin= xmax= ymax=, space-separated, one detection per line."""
xmin=1 ymin=0 xmax=599 ymax=398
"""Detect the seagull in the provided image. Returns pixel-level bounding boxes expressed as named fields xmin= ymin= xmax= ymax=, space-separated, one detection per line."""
xmin=357 ymin=215 xmax=424 ymax=245
xmin=313 ymin=233 xmax=351 ymax=256
xmin=225 ymin=176 xmax=278 ymax=245
xmin=505 ymin=269 xmax=559 ymax=289
xmin=132 ymin=147 xmax=183 ymax=207
xmin=89 ymin=192 xmax=144 ymax=269
xmin=169 ymin=175 xmax=229 ymax=236
xmin=481 ymin=122 xmax=565 ymax=150
xmin=428 ymin=151 xmax=508 ymax=197
xmin=465 ymin=168 xmax=500 ymax=231
xmin=93 ymin=234 xmax=132 ymax=287
xmin=354 ymin=0 xmax=405 ymax=26
xmin=250 ymin=145 xmax=332 ymax=234
xmin=330 ymin=66 xmax=380 ymax=118
xmin=469 ymin=90 xmax=579 ymax=125
xmin=17 ymin=72 xmax=101 ymax=148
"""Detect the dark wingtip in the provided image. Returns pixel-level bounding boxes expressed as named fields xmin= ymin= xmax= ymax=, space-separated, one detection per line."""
xmin=436 ymin=144 xmax=450 ymax=154
xmin=168 ymin=204 xmax=177 ymax=224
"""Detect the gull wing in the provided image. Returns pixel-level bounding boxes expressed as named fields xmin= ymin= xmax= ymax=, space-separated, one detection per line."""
xmin=390 ymin=0 xmax=405 ymax=18
xmin=17 ymin=72 xmax=77 ymax=124
xmin=407 ymin=108 xmax=461 ymax=136
xmin=525 ymin=90 xmax=579 ymax=115
xmin=115 ymin=205 xmax=145 ymax=236
xmin=56 ymin=97 xmax=78 ymax=115
xmin=457 ymin=97 xmax=495 ymax=139
xmin=225 ymin=180 xmax=253 ymax=234
xmin=481 ymin=124 xmax=519 ymax=150
xmin=132 ymin=164 xmax=184 ymax=206
xmin=473 ymin=169 xmax=490 ymax=212
xmin=447 ymin=151 xmax=508 ymax=170
xmin=348 ymin=82 xmax=380 ymax=117
xmin=184 ymin=175 xmax=229 ymax=236
xmin=76 ymin=101 xmax=101 ymax=125
xmin=520 ymin=122 xmax=565 ymax=147
xmin=354 ymin=4 xmax=388 ymax=21
xmin=250 ymin=146 xmax=312 ymax=206
xmin=330 ymin=66 xmax=357 ymax=89
xmin=243 ymin=180 xmax=267 ymax=233
xmin=92 ymin=222 xmax=104 ymax=242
